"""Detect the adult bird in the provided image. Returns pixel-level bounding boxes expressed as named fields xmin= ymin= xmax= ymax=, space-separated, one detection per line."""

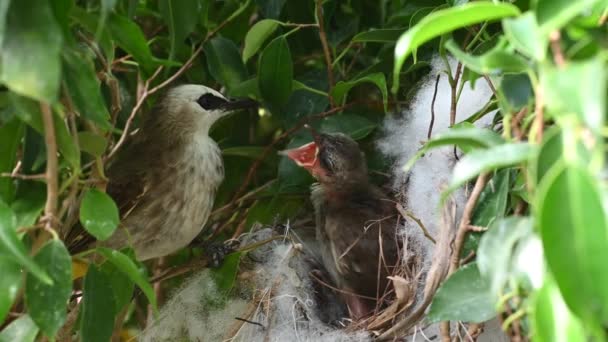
xmin=67 ymin=85 xmax=255 ymax=261
xmin=282 ymin=131 xmax=399 ymax=319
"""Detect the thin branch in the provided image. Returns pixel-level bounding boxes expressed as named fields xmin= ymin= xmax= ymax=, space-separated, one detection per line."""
xmin=534 ymin=85 xmax=544 ymax=143
xmin=40 ymin=103 xmax=59 ymax=230
xmin=210 ymin=179 xmax=276 ymax=218
xmin=448 ymin=173 xmax=489 ymax=274
xmin=396 ymin=203 xmax=436 ymax=244
xmin=549 ymin=30 xmax=565 ymax=68
xmin=315 ymin=0 xmax=335 ymax=108
xmin=428 ymin=74 xmax=440 ymax=139
xmin=449 ymin=62 xmax=462 ymax=127
xmin=0 ymin=173 xmax=46 ymax=180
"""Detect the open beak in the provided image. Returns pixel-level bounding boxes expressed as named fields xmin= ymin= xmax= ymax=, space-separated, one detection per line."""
xmin=221 ymin=98 xmax=258 ymax=111
xmin=279 ymin=141 xmax=319 ymax=171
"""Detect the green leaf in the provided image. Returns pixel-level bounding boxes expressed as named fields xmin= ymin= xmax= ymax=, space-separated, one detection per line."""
xmin=70 ymin=7 xmax=114 ymax=63
xmin=1 ymin=0 xmax=63 ymax=102
xmin=448 ymin=143 xmax=535 ymax=195
xmin=78 ymin=132 xmax=108 ymax=157
xmin=10 ymin=94 xmax=80 ymax=168
xmin=428 ymin=262 xmax=496 ymax=323
xmin=477 ymin=217 xmax=532 ymax=297
xmin=542 ymin=57 xmax=605 ymax=134
xmin=210 ymin=252 xmax=242 ymax=294
xmin=25 ymin=239 xmax=72 ymax=337
xmin=258 ymin=36 xmax=293 ymax=112
xmin=243 ymin=19 xmax=280 ymax=62
xmin=204 ymin=37 xmax=248 ymax=92
xmin=106 ymin=13 xmax=155 ymax=73
xmin=538 ymin=163 xmax=608 ymax=322
xmin=331 ymin=73 xmax=388 ymax=112
xmin=502 ymin=12 xmax=546 ymax=61
xmin=0 ymin=200 xmax=51 ymax=284
xmin=0 ymin=1 xmax=10 ymax=48
xmin=320 ymin=114 xmax=377 ymax=140
xmin=499 ymin=73 xmax=533 ymax=110
xmin=230 ymin=78 xmax=261 ymax=100
xmin=62 ymin=48 xmax=111 ymax=129
xmin=403 ymin=126 xmax=504 ymax=172
xmin=445 ymin=39 xmax=528 ymax=75
xmin=0 ymin=257 xmax=21 ymax=323
xmin=0 ymin=314 xmax=39 ymax=342
xmin=535 ymin=128 xmax=590 ymax=185
xmin=79 ymin=189 xmax=119 ymax=241
xmin=392 ymin=2 xmax=520 ymax=93
xmin=255 ymin=0 xmax=286 ymax=19
xmin=80 ymin=265 xmax=116 ymax=342
xmin=96 ymin=247 xmax=158 ymax=313
xmin=100 ymin=260 xmax=134 ymax=314
xmin=0 ymin=119 xmax=24 ymax=203
xmin=471 ymin=169 xmax=511 ymax=227
xmin=533 ymin=278 xmax=587 ymax=342
xmin=159 ymin=0 xmax=200 ymax=65
xmin=536 ymin=0 xmax=599 ymax=34
xmin=352 ymin=28 xmax=404 ymax=43
xmin=11 ymin=182 xmax=46 ymax=230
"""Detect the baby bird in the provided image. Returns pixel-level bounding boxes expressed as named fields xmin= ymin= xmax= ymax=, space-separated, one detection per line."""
xmin=282 ymin=131 xmax=399 ymax=319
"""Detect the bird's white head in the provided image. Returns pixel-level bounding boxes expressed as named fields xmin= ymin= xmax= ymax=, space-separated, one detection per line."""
xmin=155 ymin=84 xmax=255 ymax=137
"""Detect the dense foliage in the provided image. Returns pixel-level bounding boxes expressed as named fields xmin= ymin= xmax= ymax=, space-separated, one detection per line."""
xmin=0 ymin=0 xmax=606 ymax=340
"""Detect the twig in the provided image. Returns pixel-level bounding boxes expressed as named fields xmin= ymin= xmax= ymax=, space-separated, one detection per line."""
xmin=309 ymin=271 xmax=377 ymax=300
xmin=395 ymin=203 xmax=436 ymax=244
xmin=230 ymin=102 xmax=356 ymax=201
xmin=0 ymin=173 xmax=46 ymax=180
xmin=211 ymin=180 xmax=276 ymax=218
xmin=234 ymin=317 xmax=265 ymax=329
xmin=40 ymin=103 xmax=59 ymax=231
xmin=448 ymin=173 xmax=488 ymax=274
xmin=533 ymin=85 xmax=544 ymax=143
xmin=428 ymin=74 xmax=440 ymax=139
xmin=549 ymin=31 xmax=565 ymax=68
xmin=449 ymin=62 xmax=462 ymax=127
xmin=483 ymin=75 xmax=497 ymax=97
xmin=315 ymin=0 xmax=335 ymax=108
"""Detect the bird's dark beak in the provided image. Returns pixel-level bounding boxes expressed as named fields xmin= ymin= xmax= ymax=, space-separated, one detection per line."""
xmin=279 ymin=141 xmax=319 ymax=171
xmin=221 ymin=98 xmax=258 ymax=112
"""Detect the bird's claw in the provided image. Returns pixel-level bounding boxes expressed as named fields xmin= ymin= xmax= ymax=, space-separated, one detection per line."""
xmin=203 ymin=240 xmax=240 ymax=268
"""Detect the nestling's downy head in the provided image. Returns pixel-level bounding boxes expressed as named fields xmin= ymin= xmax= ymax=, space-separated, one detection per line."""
xmin=148 ymin=84 xmax=256 ymax=139
xmin=282 ymin=132 xmax=368 ymax=185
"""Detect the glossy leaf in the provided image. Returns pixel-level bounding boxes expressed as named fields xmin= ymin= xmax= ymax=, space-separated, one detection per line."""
xmin=159 ymin=0 xmax=199 ymax=64
xmin=0 ymin=119 xmax=24 ymax=203
xmin=478 ymin=217 xmax=532 ymax=297
xmin=542 ymin=57 xmax=605 ymax=133
xmin=331 ymin=73 xmax=388 ymax=111
xmin=500 ymin=73 xmax=533 ymax=110
xmin=448 ymin=143 xmax=535 ymax=194
xmin=445 ymin=39 xmax=528 ymax=75
xmin=10 ymin=94 xmax=80 ymax=168
xmin=100 ymin=260 xmax=135 ymax=314
xmin=258 ymin=36 xmax=293 ymax=112
xmin=0 ymin=257 xmax=21 ymax=323
xmin=62 ymin=49 xmax=110 ymax=129
xmin=428 ymin=262 xmax=496 ymax=323
xmin=78 ymin=132 xmax=108 ymax=157
xmin=255 ymin=0 xmax=286 ymax=19
xmin=204 ymin=37 xmax=248 ymax=92
xmin=533 ymin=278 xmax=587 ymax=342
xmin=392 ymin=2 xmax=520 ymax=93
xmin=106 ymin=13 xmax=155 ymax=73
xmin=242 ymin=19 xmax=280 ymax=62
xmin=320 ymin=114 xmax=377 ymax=140
xmin=0 ymin=1 xmax=9 ymax=48
xmin=538 ymin=163 xmax=608 ymax=322
xmin=210 ymin=252 xmax=242 ymax=294
xmin=535 ymin=128 xmax=590 ymax=185
xmin=1 ymin=0 xmax=63 ymax=102
xmin=79 ymin=189 xmax=119 ymax=241
xmin=502 ymin=12 xmax=546 ymax=61
xmin=10 ymin=182 xmax=46 ymax=230
xmin=0 ymin=314 xmax=39 ymax=342
xmin=536 ymin=0 xmax=599 ymax=34
xmin=80 ymin=265 xmax=116 ymax=342
xmin=0 ymin=201 xmax=51 ymax=284
xmin=352 ymin=28 xmax=404 ymax=43
xmin=96 ymin=248 xmax=158 ymax=313
xmin=25 ymin=240 xmax=72 ymax=337
xmin=403 ymin=126 xmax=504 ymax=171
xmin=471 ymin=169 xmax=510 ymax=227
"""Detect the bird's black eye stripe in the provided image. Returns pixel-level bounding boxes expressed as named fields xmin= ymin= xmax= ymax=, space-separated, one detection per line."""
xmin=197 ymin=93 xmax=228 ymax=110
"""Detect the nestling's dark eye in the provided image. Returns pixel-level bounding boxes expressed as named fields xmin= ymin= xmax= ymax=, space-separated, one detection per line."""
xmin=197 ymin=93 xmax=227 ymax=110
